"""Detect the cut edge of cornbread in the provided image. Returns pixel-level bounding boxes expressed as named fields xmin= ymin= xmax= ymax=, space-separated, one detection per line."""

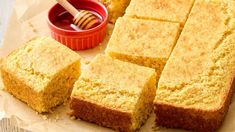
xmin=131 ymin=71 xmax=156 ymax=130
xmin=70 ymin=55 xmax=156 ymax=131
xmin=41 ymin=60 xmax=80 ymax=112
xmin=106 ymin=17 xmax=181 ymax=80
xmin=0 ymin=37 xmax=81 ymax=113
xmin=124 ymin=16 xmax=181 ymax=27
xmin=106 ymin=51 xmax=166 ymax=80
xmin=1 ymin=61 xmax=80 ymax=113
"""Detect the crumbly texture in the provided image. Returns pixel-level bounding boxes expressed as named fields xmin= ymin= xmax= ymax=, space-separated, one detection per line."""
xmin=154 ymin=0 xmax=235 ymax=131
xmin=106 ymin=17 xmax=180 ymax=80
xmin=70 ymin=55 xmax=156 ymax=131
xmin=125 ymin=0 xmax=195 ymax=25
xmin=1 ymin=37 xmax=81 ymax=113
xmin=98 ymin=0 xmax=131 ymax=23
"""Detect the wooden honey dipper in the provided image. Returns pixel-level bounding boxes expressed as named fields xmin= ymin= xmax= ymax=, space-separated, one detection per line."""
xmin=56 ymin=0 xmax=100 ymax=30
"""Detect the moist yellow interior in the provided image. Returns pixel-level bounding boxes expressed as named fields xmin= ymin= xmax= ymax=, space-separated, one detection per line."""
xmin=72 ymin=55 xmax=156 ymax=130
xmin=1 ymin=37 xmax=81 ymax=113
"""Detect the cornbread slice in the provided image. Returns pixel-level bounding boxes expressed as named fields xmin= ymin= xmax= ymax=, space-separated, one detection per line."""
xmin=70 ymin=55 xmax=156 ymax=131
xmin=98 ymin=0 xmax=131 ymax=23
xmin=125 ymin=0 xmax=195 ymax=25
xmin=154 ymin=0 xmax=235 ymax=131
xmin=106 ymin=17 xmax=180 ymax=80
xmin=0 ymin=37 xmax=81 ymax=113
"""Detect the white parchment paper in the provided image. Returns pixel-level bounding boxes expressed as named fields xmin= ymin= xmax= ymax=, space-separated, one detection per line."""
xmin=0 ymin=0 xmax=235 ymax=132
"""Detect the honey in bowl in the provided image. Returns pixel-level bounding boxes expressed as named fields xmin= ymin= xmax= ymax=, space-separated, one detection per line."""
xmin=47 ymin=0 xmax=108 ymax=50
xmin=53 ymin=10 xmax=102 ymax=31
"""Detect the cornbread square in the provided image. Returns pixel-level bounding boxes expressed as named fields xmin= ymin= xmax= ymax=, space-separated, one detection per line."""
xmin=98 ymin=0 xmax=131 ymax=23
xmin=1 ymin=37 xmax=81 ymax=113
xmin=70 ymin=55 xmax=156 ymax=131
xmin=106 ymin=17 xmax=180 ymax=79
xmin=125 ymin=0 xmax=195 ymax=25
xmin=154 ymin=0 xmax=235 ymax=131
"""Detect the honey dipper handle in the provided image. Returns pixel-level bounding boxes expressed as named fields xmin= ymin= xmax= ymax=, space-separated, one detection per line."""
xmin=56 ymin=0 xmax=79 ymax=17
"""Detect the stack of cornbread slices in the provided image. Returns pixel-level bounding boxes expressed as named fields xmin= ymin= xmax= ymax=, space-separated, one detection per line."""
xmin=0 ymin=0 xmax=235 ymax=132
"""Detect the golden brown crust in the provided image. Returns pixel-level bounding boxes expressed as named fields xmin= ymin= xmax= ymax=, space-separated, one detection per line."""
xmin=154 ymin=76 xmax=235 ymax=132
xmin=70 ymin=97 xmax=133 ymax=132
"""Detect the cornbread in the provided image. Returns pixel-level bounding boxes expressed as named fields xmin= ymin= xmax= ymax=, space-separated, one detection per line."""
xmin=70 ymin=55 xmax=156 ymax=131
xmin=98 ymin=0 xmax=131 ymax=23
xmin=154 ymin=0 xmax=235 ymax=131
xmin=125 ymin=0 xmax=195 ymax=26
xmin=106 ymin=17 xmax=180 ymax=80
xmin=1 ymin=37 xmax=81 ymax=113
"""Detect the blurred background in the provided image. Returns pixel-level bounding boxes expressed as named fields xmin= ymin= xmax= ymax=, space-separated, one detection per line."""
xmin=0 ymin=0 xmax=15 ymax=46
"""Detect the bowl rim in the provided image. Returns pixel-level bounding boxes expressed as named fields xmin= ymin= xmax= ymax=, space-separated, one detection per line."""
xmin=47 ymin=0 xmax=108 ymax=34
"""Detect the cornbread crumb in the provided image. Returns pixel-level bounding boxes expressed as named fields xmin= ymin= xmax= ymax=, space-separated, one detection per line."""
xmin=70 ymin=116 xmax=76 ymax=120
xmin=63 ymin=99 xmax=69 ymax=106
xmin=82 ymin=58 xmax=90 ymax=65
xmin=54 ymin=114 xmax=60 ymax=121
xmin=125 ymin=0 xmax=195 ymax=25
xmin=98 ymin=0 xmax=131 ymax=23
xmin=151 ymin=125 xmax=160 ymax=132
xmin=28 ymin=21 xmax=34 ymax=28
xmin=42 ymin=115 xmax=48 ymax=120
xmin=32 ymin=28 xmax=37 ymax=33
xmin=106 ymin=17 xmax=180 ymax=80
xmin=28 ymin=21 xmax=37 ymax=33
xmin=83 ymin=60 xmax=90 ymax=65
xmin=0 ymin=37 xmax=81 ymax=113
xmin=70 ymin=55 xmax=156 ymax=131
xmin=154 ymin=0 xmax=235 ymax=131
xmin=98 ymin=45 xmax=103 ymax=50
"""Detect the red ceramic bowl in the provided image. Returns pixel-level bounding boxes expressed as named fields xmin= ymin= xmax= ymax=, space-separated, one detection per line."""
xmin=47 ymin=0 xmax=108 ymax=50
